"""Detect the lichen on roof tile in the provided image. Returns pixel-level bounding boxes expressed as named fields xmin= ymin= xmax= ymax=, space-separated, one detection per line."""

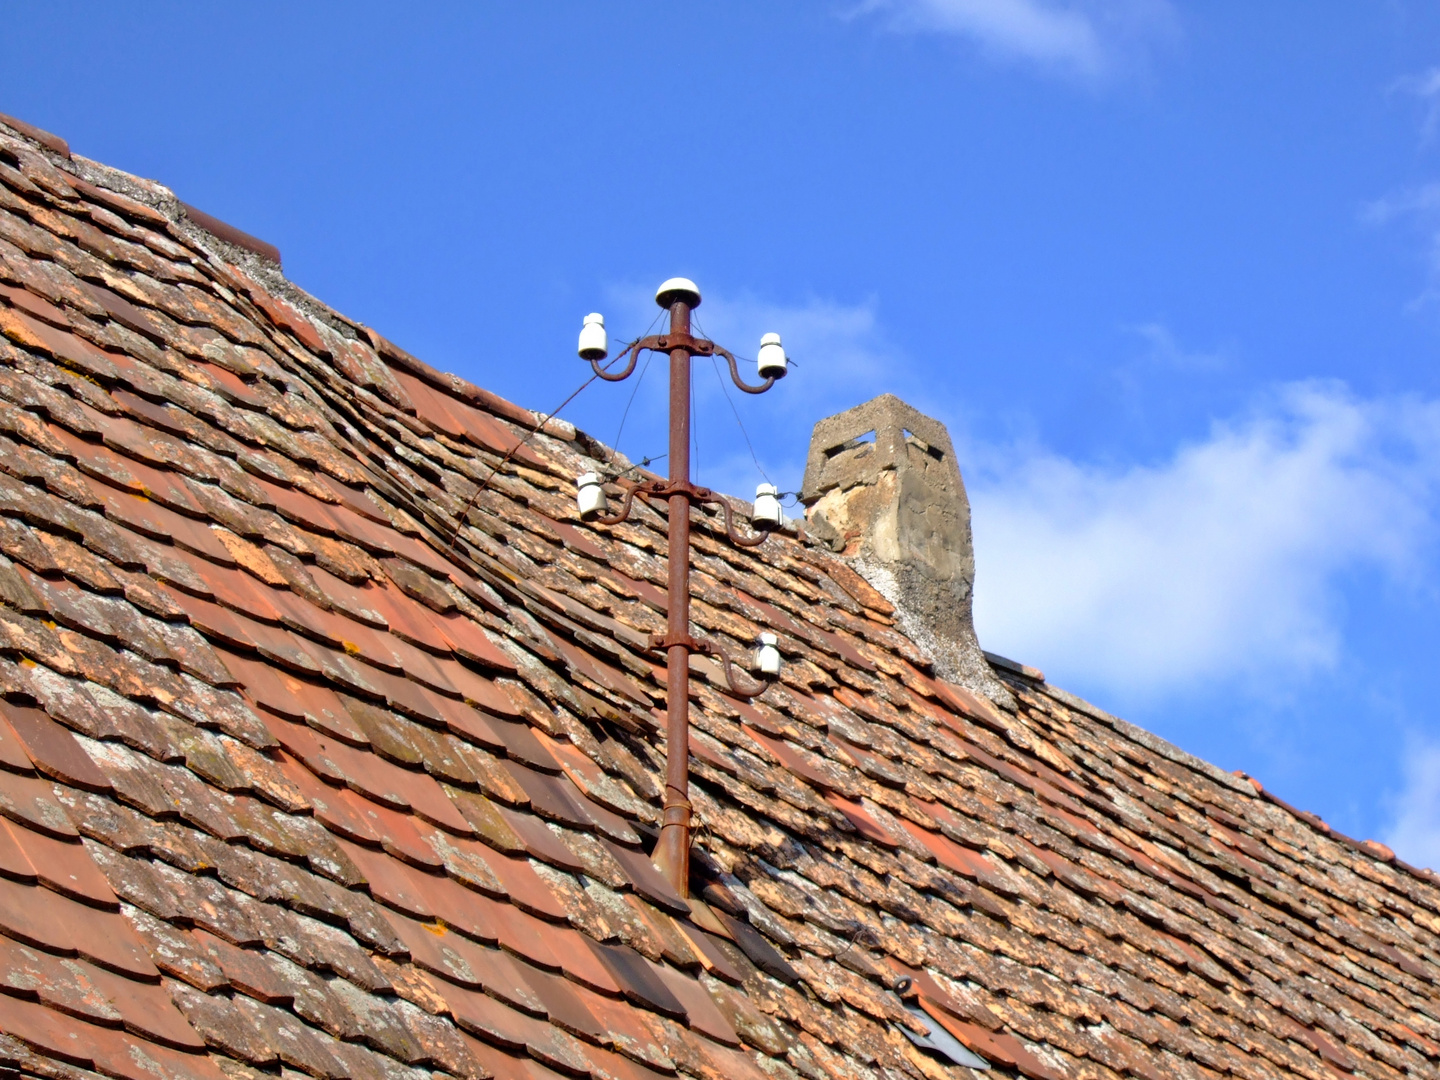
xmin=0 ymin=112 xmax=1433 ymax=1080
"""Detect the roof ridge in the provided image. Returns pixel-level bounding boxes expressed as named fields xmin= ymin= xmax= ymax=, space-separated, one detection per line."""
xmin=6 ymin=105 xmax=1433 ymax=891
xmin=1 ymin=108 xmax=1437 ymax=1080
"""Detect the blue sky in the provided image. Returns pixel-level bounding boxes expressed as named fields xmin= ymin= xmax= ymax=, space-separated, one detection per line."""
xmin=8 ymin=1 xmax=1440 ymax=865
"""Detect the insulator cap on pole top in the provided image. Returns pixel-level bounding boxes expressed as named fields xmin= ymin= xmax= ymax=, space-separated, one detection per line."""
xmin=655 ymin=277 xmax=701 ymax=309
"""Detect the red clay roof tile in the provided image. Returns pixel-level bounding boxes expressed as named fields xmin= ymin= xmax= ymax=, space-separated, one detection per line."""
xmin=521 ymin=961 xmax=609 ymax=1045
xmin=335 ymin=838 xmax=436 ymax=921
xmin=297 ymin=639 xmax=382 ymax=697
xmin=447 ymin=982 xmax=594 ymax=1074
xmin=0 ymin=819 xmax=36 ymax=882
xmin=587 ymin=939 xmax=688 ymax=1021
xmin=265 ymin=580 xmax=355 ymax=647
xmin=502 ymin=761 xmax=595 ymax=831
xmin=492 ymin=804 xmax=585 ymax=873
xmin=456 ymin=937 xmax=551 ymax=1016
xmin=601 ymin=840 xmax=691 ymax=918
xmin=647 ymin=961 xmax=739 ymax=1047
xmin=77 ymin=958 xmax=205 ymax=1051
xmin=4 ymin=819 xmax=116 ymax=907
xmin=357 ymin=799 xmax=449 ymax=871
xmin=444 ymin=661 xmax=520 ymax=717
xmin=0 ymin=766 xmax=79 ymax=839
xmin=0 ymin=282 xmax=72 ymax=329
xmin=0 ymin=991 xmax=103 ymax=1067
xmin=674 ymin=921 xmax=745 ymax=986
xmin=0 ymin=712 xmax=36 ymax=776
xmin=0 ymin=126 xmax=1432 ymax=1080
xmin=0 ymin=701 xmax=111 ymax=792
xmin=572 ymin=992 xmax=676 ymax=1074
xmin=0 ymin=933 xmax=126 ymax=1026
xmin=272 ymin=753 xmax=378 ymax=845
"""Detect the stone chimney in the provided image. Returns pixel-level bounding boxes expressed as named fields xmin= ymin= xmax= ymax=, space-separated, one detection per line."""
xmin=801 ymin=394 xmax=1010 ymax=704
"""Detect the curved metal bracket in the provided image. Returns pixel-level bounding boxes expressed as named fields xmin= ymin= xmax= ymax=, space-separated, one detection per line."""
xmin=589 ymin=336 xmax=777 ymax=397
xmin=590 ymin=339 xmax=642 ymax=382
xmin=648 ymin=632 xmax=768 ymax=699
xmin=591 ymin=478 xmax=771 ymax=547
xmin=710 ymin=490 xmax=771 ymax=547
xmin=714 ymin=345 xmax=777 ymax=395
xmin=589 ymin=477 xmax=663 ymax=525
xmin=713 ymin=646 xmax=768 ymax=698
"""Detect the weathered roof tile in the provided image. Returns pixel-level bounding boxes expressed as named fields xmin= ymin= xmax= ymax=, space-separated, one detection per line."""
xmin=0 ymin=118 xmax=1432 ymax=1080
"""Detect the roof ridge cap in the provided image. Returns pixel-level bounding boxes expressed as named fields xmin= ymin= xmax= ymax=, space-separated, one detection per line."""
xmin=359 ymin=326 xmax=576 ymax=442
xmin=1039 ymin=682 xmax=1257 ymax=798
xmin=1041 ymin=683 xmax=1440 ymax=888
xmin=0 ymin=110 xmax=70 ymax=158
xmin=0 ymin=107 xmax=591 ymax=452
xmin=2 ymin=117 xmax=277 ymax=276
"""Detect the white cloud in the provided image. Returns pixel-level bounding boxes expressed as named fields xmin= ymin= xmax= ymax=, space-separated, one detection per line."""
xmin=1363 ymin=184 xmax=1440 ymax=226
xmin=855 ymin=0 xmax=1179 ymax=80
xmin=1364 ymin=183 xmax=1440 ymax=303
xmin=1385 ymin=738 xmax=1440 ymax=871
xmin=969 ymin=382 xmax=1440 ymax=698
xmin=691 ymin=292 xmax=895 ymax=393
xmin=1391 ymin=66 xmax=1440 ymax=143
xmin=1124 ymin=321 xmax=1229 ymax=373
xmin=1365 ymin=68 xmax=1440 ymax=302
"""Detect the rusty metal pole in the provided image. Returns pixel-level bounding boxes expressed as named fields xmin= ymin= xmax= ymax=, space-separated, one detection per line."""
xmin=579 ymin=279 xmax=780 ymax=893
xmin=654 ymin=296 xmax=694 ymax=896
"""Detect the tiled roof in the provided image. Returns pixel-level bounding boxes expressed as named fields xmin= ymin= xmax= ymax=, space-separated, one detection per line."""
xmin=0 ymin=112 xmax=1436 ymax=1080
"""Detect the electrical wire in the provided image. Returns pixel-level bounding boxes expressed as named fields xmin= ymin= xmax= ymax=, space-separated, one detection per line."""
xmin=605 ymin=304 xmax=668 ymax=471
xmin=446 ymin=336 xmax=642 ymax=547
xmin=609 ymin=348 xmax=653 ymax=469
xmin=615 ymin=452 xmax=665 ymax=478
xmin=710 ymin=354 xmax=771 ymax=485
xmin=692 ymin=312 xmax=772 ymax=485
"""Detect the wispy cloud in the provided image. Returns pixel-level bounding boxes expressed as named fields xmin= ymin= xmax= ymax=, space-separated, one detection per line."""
xmin=1385 ymin=737 xmax=1440 ymax=871
xmin=1366 ymin=67 xmax=1440 ymax=303
xmin=1391 ymin=66 xmax=1440 ymax=143
xmin=853 ymin=0 xmax=1179 ymax=81
xmin=970 ymin=382 xmax=1440 ymax=698
xmin=1124 ymin=321 xmax=1229 ymax=374
xmin=1364 ymin=183 xmax=1440 ymax=306
xmin=1109 ymin=320 xmax=1232 ymax=417
xmin=602 ymin=284 xmax=894 ymax=389
xmin=1363 ymin=183 xmax=1440 ymax=227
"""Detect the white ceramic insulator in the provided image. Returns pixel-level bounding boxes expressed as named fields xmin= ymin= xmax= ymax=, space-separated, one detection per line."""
xmin=655 ymin=277 xmax=702 ymax=309
xmin=757 ymin=632 xmax=781 ymax=676
xmin=576 ymin=472 xmax=606 ymax=520
xmin=752 ymin=483 xmax=782 ymax=530
xmin=578 ymin=313 xmax=608 ymax=360
xmin=757 ymin=332 xmax=787 ymax=378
